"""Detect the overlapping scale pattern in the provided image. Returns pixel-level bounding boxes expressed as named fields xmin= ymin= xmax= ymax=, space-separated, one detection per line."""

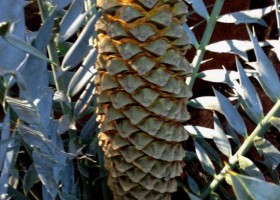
xmin=95 ymin=0 xmax=192 ymax=199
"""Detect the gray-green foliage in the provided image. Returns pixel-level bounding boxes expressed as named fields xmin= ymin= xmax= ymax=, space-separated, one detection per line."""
xmin=0 ymin=0 xmax=280 ymax=200
xmin=0 ymin=0 xmax=98 ymax=199
xmin=185 ymin=0 xmax=280 ymax=199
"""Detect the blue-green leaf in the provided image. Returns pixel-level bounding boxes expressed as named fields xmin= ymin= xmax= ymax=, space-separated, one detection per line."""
xmin=199 ymin=69 xmax=239 ymax=86
xmin=19 ymin=7 xmax=55 ymax=136
xmin=17 ymin=124 xmax=73 ymax=160
xmin=254 ymin=137 xmax=280 ymax=169
xmin=5 ymin=97 xmax=40 ymax=124
xmin=35 ymin=90 xmax=54 ymax=135
xmin=206 ymin=40 xmax=269 ymax=61
xmin=42 ymin=185 xmax=55 ymax=200
xmin=60 ymin=160 xmax=76 ymax=195
xmin=0 ymin=1 xmax=26 ymax=71
xmin=235 ymin=57 xmax=263 ymax=123
xmin=22 ymin=6 xmax=56 ymax=99
xmin=0 ymin=133 xmax=19 ymax=197
xmin=0 ymin=67 xmax=13 ymax=76
xmin=184 ymin=151 xmax=198 ymax=162
xmin=188 ymin=96 xmax=222 ymax=113
xmin=80 ymin=113 xmax=98 ymax=140
xmin=185 ymin=125 xmax=218 ymax=139
xmin=61 ymin=12 xmax=100 ymax=71
xmin=33 ymin=150 xmax=59 ymax=198
xmin=23 ymin=164 xmax=39 ymax=194
xmin=59 ymin=0 xmax=86 ymax=42
xmin=214 ymin=89 xmax=247 ymax=137
xmin=50 ymin=0 xmax=71 ymax=9
xmin=229 ymin=172 xmax=280 ymax=200
xmin=184 ymin=0 xmax=209 ymax=19
xmin=0 ymin=111 xmax=10 ymax=169
xmin=3 ymin=33 xmax=53 ymax=64
xmin=194 ymin=141 xmax=216 ymax=175
xmin=53 ymin=91 xmax=72 ymax=108
xmin=7 ymin=186 xmax=29 ymax=200
xmin=67 ymin=48 xmax=97 ymax=97
xmin=187 ymin=191 xmax=202 ymax=200
xmin=269 ymin=116 xmax=280 ymax=131
xmin=247 ymin=27 xmax=280 ymax=102
xmin=226 ymin=122 xmax=241 ymax=146
xmin=57 ymin=115 xmax=73 ymax=134
xmin=238 ymin=155 xmax=265 ymax=180
xmin=218 ymin=5 xmax=275 ymax=26
xmin=187 ymin=175 xmax=200 ymax=195
xmin=74 ymin=77 xmax=95 ymax=117
xmin=185 ymin=125 xmax=232 ymax=140
xmin=8 ymin=72 xmax=29 ymax=100
xmin=182 ymin=24 xmax=198 ymax=47
xmin=189 ymin=92 xmax=245 ymax=137
xmin=213 ymin=112 xmax=232 ymax=157
xmin=196 ymin=138 xmax=222 ymax=167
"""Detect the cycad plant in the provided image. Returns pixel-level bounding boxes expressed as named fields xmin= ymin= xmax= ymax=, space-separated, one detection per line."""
xmin=95 ymin=0 xmax=192 ymax=199
xmin=0 ymin=0 xmax=280 ymax=200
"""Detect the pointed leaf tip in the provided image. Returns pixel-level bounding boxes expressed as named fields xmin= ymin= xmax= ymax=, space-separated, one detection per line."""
xmin=235 ymin=57 xmax=263 ymax=123
xmin=247 ymin=26 xmax=280 ymax=102
xmin=214 ymin=88 xmax=247 ymax=136
xmin=230 ymin=173 xmax=280 ymax=200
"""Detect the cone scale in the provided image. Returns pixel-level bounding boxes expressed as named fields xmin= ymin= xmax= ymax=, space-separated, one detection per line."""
xmin=95 ymin=0 xmax=192 ymax=199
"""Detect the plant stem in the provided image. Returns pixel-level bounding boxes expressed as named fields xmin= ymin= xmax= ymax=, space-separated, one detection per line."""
xmin=37 ymin=0 xmax=72 ymax=119
xmin=200 ymin=99 xmax=280 ymax=199
xmin=187 ymin=0 xmax=225 ymax=89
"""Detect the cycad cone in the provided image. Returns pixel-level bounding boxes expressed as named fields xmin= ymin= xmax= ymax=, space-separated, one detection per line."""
xmin=95 ymin=0 xmax=192 ymax=199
